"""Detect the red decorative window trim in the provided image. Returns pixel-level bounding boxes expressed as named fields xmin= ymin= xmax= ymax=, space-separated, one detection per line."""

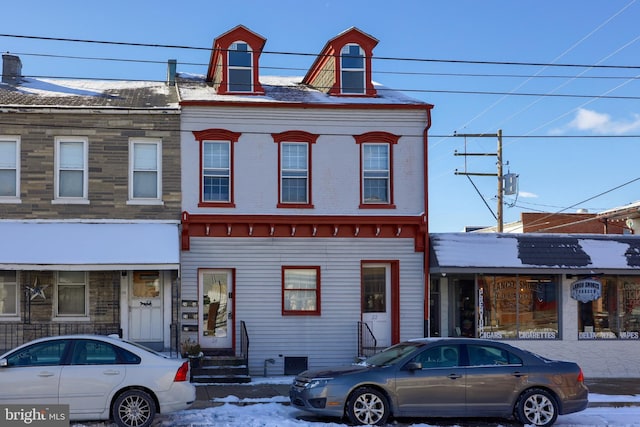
xmin=272 ymin=131 xmax=318 ymax=209
xmin=193 ymin=129 xmax=241 ymax=207
xmin=282 ymin=266 xmax=321 ymax=316
xmin=355 ymin=132 xmax=399 ymax=208
xmin=206 ymin=25 xmax=266 ymax=95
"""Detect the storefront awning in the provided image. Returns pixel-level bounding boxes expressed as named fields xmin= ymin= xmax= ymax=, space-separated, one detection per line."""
xmin=0 ymin=222 xmax=179 ymax=270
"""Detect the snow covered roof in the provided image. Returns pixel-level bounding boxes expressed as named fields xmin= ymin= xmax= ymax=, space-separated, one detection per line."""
xmin=177 ymin=74 xmax=430 ymax=106
xmin=0 ymin=77 xmax=179 ymax=108
xmin=429 ymin=232 xmax=640 ymax=274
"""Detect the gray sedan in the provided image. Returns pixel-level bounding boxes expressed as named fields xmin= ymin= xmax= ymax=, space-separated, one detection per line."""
xmin=290 ymin=338 xmax=588 ymax=426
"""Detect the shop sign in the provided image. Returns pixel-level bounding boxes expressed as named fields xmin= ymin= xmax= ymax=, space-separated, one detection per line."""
xmin=570 ymin=278 xmax=602 ymax=303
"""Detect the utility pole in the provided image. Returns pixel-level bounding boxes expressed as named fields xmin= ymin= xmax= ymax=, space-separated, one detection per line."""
xmin=453 ymin=130 xmax=504 ymax=232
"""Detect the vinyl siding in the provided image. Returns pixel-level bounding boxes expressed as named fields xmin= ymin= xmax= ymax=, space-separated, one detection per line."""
xmin=181 ymin=236 xmax=424 ymax=375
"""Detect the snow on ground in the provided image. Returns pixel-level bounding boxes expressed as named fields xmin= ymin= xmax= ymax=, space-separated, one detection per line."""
xmin=71 ymin=376 xmax=640 ymax=426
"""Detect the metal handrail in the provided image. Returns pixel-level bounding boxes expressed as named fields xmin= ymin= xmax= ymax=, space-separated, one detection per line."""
xmin=357 ymin=321 xmax=378 ymax=358
xmin=240 ymin=320 xmax=249 ymax=363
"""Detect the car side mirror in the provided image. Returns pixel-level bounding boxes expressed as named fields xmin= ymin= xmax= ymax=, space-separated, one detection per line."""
xmin=405 ymin=361 xmax=422 ymax=371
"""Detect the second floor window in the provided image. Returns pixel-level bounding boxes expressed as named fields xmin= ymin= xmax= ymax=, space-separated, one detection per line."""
xmin=130 ymin=139 xmax=161 ymax=201
xmin=55 ymin=137 xmax=88 ymax=201
xmin=0 ymin=137 xmax=19 ymax=199
xmin=341 ymin=44 xmax=365 ymax=94
xmin=281 ymin=143 xmax=309 ymax=204
xmin=228 ymin=42 xmax=252 ymax=92
xmin=203 ymin=141 xmax=231 ymax=203
xmin=362 ymin=143 xmax=390 ymax=204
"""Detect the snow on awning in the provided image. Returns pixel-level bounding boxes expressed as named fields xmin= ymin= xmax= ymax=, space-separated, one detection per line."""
xmin=0 ymin=222 xmax=179 ymax=270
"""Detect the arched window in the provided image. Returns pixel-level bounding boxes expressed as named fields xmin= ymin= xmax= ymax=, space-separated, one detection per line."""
xmin=341 ymin=44 xmax=365 ymax=94
xmin=228 ymin=42 xmax=253 ymax=92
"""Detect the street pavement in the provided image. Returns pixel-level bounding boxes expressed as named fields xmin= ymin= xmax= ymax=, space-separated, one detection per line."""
xmin=191 ymin=377 xmax=640 ymax=409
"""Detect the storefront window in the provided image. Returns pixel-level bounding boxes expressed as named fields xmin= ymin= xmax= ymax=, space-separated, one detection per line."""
xmin=576 ymin=276 xmax=640 ymax=340
xmin=478 ymin=275 xmax=559 ymax=339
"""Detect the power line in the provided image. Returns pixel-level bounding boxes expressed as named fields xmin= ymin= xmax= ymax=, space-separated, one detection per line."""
xmin=11 ymin=51 xmax=640 ymax=81
xmin=2 ymin=33 xmax=640 ymax=70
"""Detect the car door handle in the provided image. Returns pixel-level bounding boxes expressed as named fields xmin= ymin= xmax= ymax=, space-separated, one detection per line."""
xmin=103 ymin=370 xmax=121 ymax=376
xmin=511 ymin=371 xmax=526 ymax=378
xmin=38 ymin=371 xmax=56 ymax=377
xmin=447 ymin=373 xmax=463 ymax=380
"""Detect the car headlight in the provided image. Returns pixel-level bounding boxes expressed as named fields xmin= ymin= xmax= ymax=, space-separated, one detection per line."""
xmin=306 ymin=378 xmax=333 ymax=389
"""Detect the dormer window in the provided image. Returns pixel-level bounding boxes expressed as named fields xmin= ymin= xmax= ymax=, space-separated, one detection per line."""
xmin=302 ymin=27 xmax=378 ymax=97
xmin=206 ymin=25 xmax=265 ymax=95
xmin=228 ymin=42 xmax=253 ymax=92
xmin=341 ymin=44 xmax=365 ymax=94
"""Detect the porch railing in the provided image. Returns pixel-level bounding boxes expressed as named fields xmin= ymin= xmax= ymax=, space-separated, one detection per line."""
xmin=240 ymin=320 xmax=249 ymax=364
xmin=357 ymin=321 xmax=378 ymax=359
xmin=0 ymin=323 xmax=121 ymax=353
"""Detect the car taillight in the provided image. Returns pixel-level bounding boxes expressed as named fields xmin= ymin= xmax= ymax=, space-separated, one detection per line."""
xmin=174 ymin=361 xmax=190 ymax=382
xmin=577 ymin=368 xmax=584 ymax=383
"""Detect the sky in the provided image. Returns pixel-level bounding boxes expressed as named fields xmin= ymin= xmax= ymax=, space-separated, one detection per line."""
xmin=2 ymin=0 xmax=640 ymax=232
xmin=71 ymin=375 xmax=640 ymax=426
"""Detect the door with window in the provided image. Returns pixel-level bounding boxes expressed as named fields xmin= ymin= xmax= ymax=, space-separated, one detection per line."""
xmin=199 ymin=270 xmax=232 ymax=349
xmin=129 ymin=271 xmax=163 ymax=343
xmin=362 ymin=264 xmax=392 ymax=348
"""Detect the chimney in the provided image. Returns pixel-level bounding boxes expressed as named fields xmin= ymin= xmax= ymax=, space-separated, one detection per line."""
xmin=166 ymin=59 xmax=176 ymax=86
xmin=2 ymin=53 xmax=22 ymax=84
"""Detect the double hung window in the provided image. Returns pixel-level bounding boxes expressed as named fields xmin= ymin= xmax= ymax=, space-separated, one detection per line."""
xmin=363 ymin=144 xmax=390 ymax=204
xmin=0 ymin=136 xmax=19 ymax=200
xmin=0 ymin=271 xmax=18 ymax=317
xmin=341 ymin=44 xmax=365 ymax=94
xmin=356 ymin=132 xmax=398 ymax=208
xmin=130 ymin=139 xmax=162 ymax=202
xmin=203 ymin=141 xmax=231 ymax=203
xmin=228 ymin=42 xmax=252 ymax=92
xmin=55 ymin=137 xmax=88 ymax=202
xmin=56 ymin=271 xmax=88 ymax=318
xmin=282 ymin=266 xmax=320 ymax=315
xmin=281 ymin=143 xmax=309 ymax=204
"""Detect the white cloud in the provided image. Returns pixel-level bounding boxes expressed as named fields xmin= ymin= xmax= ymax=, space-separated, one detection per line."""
xmin=565 ymin=108 xmax=640 ymax=135
xmin=518 ymin=191 xmax=538 ymax=198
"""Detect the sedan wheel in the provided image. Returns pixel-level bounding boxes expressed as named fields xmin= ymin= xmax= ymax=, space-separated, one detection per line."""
xmin=515 ymin=388 xmax=558 ymax=427
xmin=112 ymin=389 xmax=156 ymax=427
xmin=346 ymin=387 xmax=390 ymax=426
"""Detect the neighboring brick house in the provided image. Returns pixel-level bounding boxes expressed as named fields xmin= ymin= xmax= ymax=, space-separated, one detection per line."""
xmin=177 ymin=26 xmax=433 ymax=375
xmin=0 ymin=54 xmax=181 ymax=352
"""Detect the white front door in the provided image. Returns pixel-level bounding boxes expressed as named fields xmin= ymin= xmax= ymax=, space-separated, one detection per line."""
xmin=199 ymin=269 xmax=233 ymax=349
xmin=129 ymin=271 xmax=163 ymax=342
xmin=362 ymin=264 xmax=392 ymax=348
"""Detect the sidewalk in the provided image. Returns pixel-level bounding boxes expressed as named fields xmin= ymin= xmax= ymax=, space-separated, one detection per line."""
xmin=190 ymin=377 xmax=640 ymax=409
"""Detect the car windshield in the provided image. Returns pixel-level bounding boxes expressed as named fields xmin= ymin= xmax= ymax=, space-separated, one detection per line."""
xmin=362 ymin=342 xmax=422 ymax=367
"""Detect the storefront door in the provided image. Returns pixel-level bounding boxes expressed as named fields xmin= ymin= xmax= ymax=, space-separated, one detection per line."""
xmin=199 ymin=269 xmax=233 ymax=349
xmin=451 ymin=277 xmax=476 ymax=337
xmin=362 ymin=264 xmax=391 ymax=348
xmin=129 ymin=271 xmax=163 ymax=343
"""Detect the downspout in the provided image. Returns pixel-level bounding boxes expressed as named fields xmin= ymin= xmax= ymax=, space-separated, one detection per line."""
xmin=423 ymin=105 xmax=433 ymax=337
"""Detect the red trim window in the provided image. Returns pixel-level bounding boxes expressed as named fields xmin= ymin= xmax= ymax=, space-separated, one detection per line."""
xmin=272 ymin=131 xmax=318 ymax=208
xmin=282 ymin=266 xmax=321 ymax=316
xmin=355 ymin=132 xmax=399 ymax=208
xmin=341 ymin=44 xmax=365 ymax=94
xmin=228 ymin=41 xmax=253 ymax=92
xmin=193 ymin=129 xmax=241 ymax=207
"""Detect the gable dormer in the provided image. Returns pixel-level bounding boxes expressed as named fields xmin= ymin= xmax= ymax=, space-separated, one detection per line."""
xmin=303 ymin=27 xmax=378 ymax=97
xmin=206 ymin=25 xmax=265 ymax=95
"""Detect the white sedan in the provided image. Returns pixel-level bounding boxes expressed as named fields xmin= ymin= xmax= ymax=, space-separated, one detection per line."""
xmin=0 ymin=334 xmax=196 ymax=427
